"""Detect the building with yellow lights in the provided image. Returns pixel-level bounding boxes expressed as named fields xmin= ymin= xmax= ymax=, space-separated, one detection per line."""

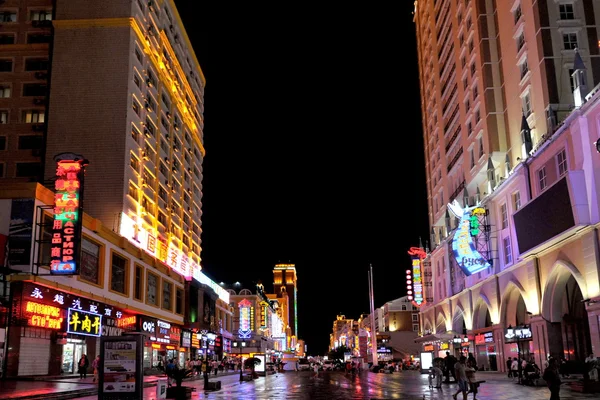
xmin=414 ymin=0 xmax=600 ymax=372
xmin=272 ymin=264 xmax=298 ymax=340
xmin=44 ymin=0 xmax=205 ymax=274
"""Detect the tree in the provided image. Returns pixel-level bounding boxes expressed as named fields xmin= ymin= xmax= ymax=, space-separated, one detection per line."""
xmin=328 ymin=345 xmax=351 ymax=361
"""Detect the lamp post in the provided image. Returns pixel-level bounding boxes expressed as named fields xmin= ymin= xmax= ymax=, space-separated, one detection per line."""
xmin=233 ymin=341 xmax=246 ymax=382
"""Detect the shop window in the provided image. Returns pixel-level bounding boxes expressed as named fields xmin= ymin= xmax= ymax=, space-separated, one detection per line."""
xmin=134 ymin=265 xmax=144 ymax=301
xmin=110 ymin=252 xmax=128 ymax=295
xmin=176 ymin=287 xmax=183 ymax=314
xmin=162 ymin=280 xmax=172 ymax=310
xmin=147 ymin=271 xmax=159 ymax=306
xmin=80 ymin=237 xmax=101 ymax=285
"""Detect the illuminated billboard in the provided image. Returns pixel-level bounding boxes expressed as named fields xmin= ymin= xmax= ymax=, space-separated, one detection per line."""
xmin=407 ymin=247 xmax=427 ymax=307
xmin=51 ymin=153 xmax=88 ymax=275
xmin=238 ymin=298 xmax=253 ymax=339
xmin=448 ymin=200 xmax=491 ymax=276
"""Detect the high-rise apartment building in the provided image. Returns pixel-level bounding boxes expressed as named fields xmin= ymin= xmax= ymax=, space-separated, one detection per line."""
xmin=43 ymin=0 xmax=205 ymax=272
xmin=272 ymin=263 xmax=298 ymax=338
xmin=0 ymin=0 xmax=53 ymax=182
xmin=413 ymin=0 xmax=600 ymax=371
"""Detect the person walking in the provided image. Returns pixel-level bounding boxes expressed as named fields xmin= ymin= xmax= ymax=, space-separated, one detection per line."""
xmin=506 ymin=357 xmax=512 ymax=378
xmin=543 ymin=357 xmax=562 ymax=400
xmin=452 ymin=356 xmax=468 ymax=400
xmin=78 ymin=354 xmax=89 ymax=379
xmin=91 ymin=355 xmax=100 ymax=383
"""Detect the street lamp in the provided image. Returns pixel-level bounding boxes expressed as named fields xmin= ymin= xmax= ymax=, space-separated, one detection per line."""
xmin=233 ymin=341 xmax=246 ymax=382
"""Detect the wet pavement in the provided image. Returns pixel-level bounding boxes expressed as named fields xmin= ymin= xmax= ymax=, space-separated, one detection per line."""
xmin=0 ymin=379 xmax=95 ymax=399
xmin=68 ymin=370 xmax=599 ymax=399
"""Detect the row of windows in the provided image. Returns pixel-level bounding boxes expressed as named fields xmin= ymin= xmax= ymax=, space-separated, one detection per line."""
xmin=0 ymin=10 xmax=52 ymax=22
xmin=39 ymin=214 xmax=184 ymax=314
xmin=0 ymin=32 xmax=52 ymax=45
xmin=0 ymin=134 xmax=42 ymax=150
xmin=0 ymin=110 xmax=45 ymax=124
xmin=0 ymin=161 xmax=40 ymax=178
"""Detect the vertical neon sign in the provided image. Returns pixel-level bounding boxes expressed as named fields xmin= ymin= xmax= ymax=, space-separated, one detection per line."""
xmin=407 ymin=247 xmax=427 ymax=307
xmin=238 ymin=298 xmax=252 ymax=339
xmin=51 ymin=153 xmax=88 ymax=275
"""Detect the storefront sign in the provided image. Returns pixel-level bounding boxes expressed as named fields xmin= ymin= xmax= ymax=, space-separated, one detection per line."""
xmin=138 ymin=316 xmax=156 ymax=336
xmin=423 ymin=344 xmax=434 ymax=352
xmin=195 ymin=271 xmax=230 ymax=303
xmin=68 ymin=308 xmax=102 ymax=337
xmin=475 ymin=332 xmax=494 ymax=345
xmin=448 ymin=200 xmax=491 ymax=276
xmin=51 ymin=155 xmax=88 ymax=274
xmin=24 ymin=301 xmax=63 ymax=329
xmin=154 ymin=320 xmax=171 ymax=343
xmin=504 ymin=325 xmax=532 ymax=343
xmin=181 ymin=330 xmax=191 ymax=348
xmin=191 ymin=333 xmax=199 ymax=348
xmin=238 ymin=298 xmax=252 ymax=339
xmin=260 ymin=301 xmax=268 ymax=328
xmin=170 ymin=326 xmax=181 ymax=346
xmin=440 ymin=343 xmax=449 ymax=350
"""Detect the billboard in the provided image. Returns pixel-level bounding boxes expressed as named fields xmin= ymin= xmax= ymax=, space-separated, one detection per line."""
xmin=448 ymin=200 xmax=490 ymax=276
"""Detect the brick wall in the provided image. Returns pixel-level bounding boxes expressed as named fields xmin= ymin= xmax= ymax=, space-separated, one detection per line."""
xmin=45 ymin=24 xmax=131 ymax=228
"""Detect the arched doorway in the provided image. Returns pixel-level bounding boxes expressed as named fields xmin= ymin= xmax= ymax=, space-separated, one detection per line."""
xmin=452 ymin=307 xmax=467 ymax=358
xmin=543 ymin=269 xmax=591 ymax=363
xmin=501 ymin=284 xmax=532 ymax=364
xmin=473 ymin=302 xmax=497 ymax=370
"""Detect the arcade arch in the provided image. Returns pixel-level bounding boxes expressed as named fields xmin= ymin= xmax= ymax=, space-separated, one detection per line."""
xmin=542 ymin=263 xmax=591 ymax=362
xmin=472 ymin=300 xmax=493 ymax=330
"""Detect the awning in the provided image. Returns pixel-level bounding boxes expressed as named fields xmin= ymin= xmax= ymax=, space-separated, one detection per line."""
xmin=414 ymin=333 xmax=456 ymax=343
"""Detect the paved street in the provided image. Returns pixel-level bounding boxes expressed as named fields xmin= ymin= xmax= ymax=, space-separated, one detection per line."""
xmin=68 ymin=370 xmax=598 ymax=399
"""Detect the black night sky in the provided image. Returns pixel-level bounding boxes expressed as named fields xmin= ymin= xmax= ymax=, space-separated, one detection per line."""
xmin=174 ymin=1 xmax=428 ymax=355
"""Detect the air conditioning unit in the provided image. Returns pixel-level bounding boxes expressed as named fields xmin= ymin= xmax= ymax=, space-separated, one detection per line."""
xmin=32 ymin=123 xmax=44 ymax=131
xmin=34 ymin=71 xmax=47 ymax=80
xmin=33 ymin=98 xmax=45 ymax=105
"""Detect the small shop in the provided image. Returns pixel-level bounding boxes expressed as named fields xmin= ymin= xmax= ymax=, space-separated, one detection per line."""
xmin=474 ymin=331 xmax=497 ymax=371
xmin=5 ymin=281 xmax=138 ymax=377
xmin=504 ymin=325 xmax=533 ymax=362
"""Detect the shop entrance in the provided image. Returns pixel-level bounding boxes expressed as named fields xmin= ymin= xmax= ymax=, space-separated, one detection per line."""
xmin=62 ymin=339 xmax=87 ymax=374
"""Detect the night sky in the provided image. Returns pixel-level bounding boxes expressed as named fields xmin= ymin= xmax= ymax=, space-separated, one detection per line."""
xmin=174 ymin=2 xmax=429 ymax=355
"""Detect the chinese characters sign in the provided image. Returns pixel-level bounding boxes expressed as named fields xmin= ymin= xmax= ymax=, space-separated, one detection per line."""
xmin=407 ymin=247 xmax=427 ymax=307
xmin=68 ymin=308 xmax=102 ymax=337
xmin=51 ymin=156 xmax=87 ymax=274
xmin=238 ymin=298 xmax=252 ymax=339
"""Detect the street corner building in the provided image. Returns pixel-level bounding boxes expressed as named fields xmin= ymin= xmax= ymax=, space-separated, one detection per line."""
xmin=413 ymin=0 xmax=600 ymax=372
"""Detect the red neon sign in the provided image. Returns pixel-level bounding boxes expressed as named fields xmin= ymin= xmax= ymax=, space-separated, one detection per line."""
xmin=24 ymin=301 xmax=63 ymax=329
xmin=51 ymin=154 xmax=88 ymax=275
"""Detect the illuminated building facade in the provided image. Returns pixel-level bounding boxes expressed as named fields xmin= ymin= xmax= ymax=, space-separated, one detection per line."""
xmin=382 ymin=296 xmax=420 ymax=333
xmin=43 ymin=0 xmax=205 ymax=277
xmin=272 ymin=264 xmax=298 ymax=339
xmin=226 ymin=284 xmax=285 ymax=356
xmin=0 ymin=0 xmax=53 ymax=182
xmin=0 ymin=183 xmax=195 ymax=376
xmin=330 ymin=314 xmax=355 ymax=352
xmin=414 ymin=0 xmax=600 ymax=371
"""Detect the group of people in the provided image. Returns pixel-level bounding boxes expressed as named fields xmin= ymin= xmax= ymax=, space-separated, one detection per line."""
xmin=77 ymin=354 xmax=100 ymax=382
xmin=426 ymin=352 xmax=482 ymax=400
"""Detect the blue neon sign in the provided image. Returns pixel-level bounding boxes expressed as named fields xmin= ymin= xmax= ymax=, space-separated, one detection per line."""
xmin=449 ymin=201 xmax=490 ymax=276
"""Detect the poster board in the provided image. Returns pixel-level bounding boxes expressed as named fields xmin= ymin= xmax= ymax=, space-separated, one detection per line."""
xmin=98 ymin=335 xmax=144 ymax=400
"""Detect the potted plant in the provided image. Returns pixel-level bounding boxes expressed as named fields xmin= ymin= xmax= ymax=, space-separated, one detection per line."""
xmin=166 ymin=368 xmax=194 ymax=399
xmin=244 ymin=357 xmax=262 ymax=379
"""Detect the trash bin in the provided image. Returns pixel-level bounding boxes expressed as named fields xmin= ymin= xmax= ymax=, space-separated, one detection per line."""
xmin=156 ymin=377 xmax=168 ymax=399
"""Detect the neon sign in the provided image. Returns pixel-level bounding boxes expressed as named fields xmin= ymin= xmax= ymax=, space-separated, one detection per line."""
xmin=407 ymin=247 xmax=427 ymax=307
xmin=24 ymin=301 xmax=63 ymax=329
xmin=51 ymin=154 xmax=88 ymax=274
xmin=67 ymin=308 xmax=102 ymax=337
xmin=195 ymin=271 xmax=229 ymax=303
xmin=448 ymin=200 xmax=491 ymax=276
xmin=238 ymin=298 xmax=252 ymax=339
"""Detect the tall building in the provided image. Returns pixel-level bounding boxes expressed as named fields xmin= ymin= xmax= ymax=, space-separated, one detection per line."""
xmin=0 ymin=0 xmax=53 ymax=182
xmin=44 ymin=0 xmax=205 ymax=274
xmin=272 ymin=263 xmax=298 ymax=338
xmin=413 ymin=0 xmax=600 ymax=371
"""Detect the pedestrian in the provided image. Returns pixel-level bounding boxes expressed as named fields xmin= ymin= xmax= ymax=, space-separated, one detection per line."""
xmin=78 ymin=354 xmax=89 ymax=379
xmin=466 ymin=358 xmax=483 ymax=399
xmin=452 ymin=355 xmax=468 ymax=400
xmin=312 ymin=362 xmax=319 ymax=378
xmin=543 ymin=357 xmax=562 ymax=400
xmin=506 ymin=357 xmax=512 ymax=378
xmin=92 ymin=355 xmax=100 ymax=383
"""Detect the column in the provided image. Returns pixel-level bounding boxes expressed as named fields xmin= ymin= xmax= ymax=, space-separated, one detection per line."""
xmin=492 ymin=324 xmax=507 ymax=372
xmin=530 ymin=315 xmax=562 ymax=368
xmin=585 ymin=299 xmax=600 ymax=357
